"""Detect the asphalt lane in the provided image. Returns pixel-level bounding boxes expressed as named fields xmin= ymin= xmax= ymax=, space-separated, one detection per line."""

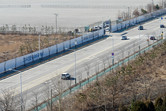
xmin=0 ymin=17 xmax=165 ymax=110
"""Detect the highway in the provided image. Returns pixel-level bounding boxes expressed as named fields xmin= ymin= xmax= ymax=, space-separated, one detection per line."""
xmin=0 ymin=17 xmax=165 ymax=110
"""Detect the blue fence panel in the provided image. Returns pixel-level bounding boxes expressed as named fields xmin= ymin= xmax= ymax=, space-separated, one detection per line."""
xmin=57 ymin=43 xmax=64 ymax=53
xmin=64 ymin=41 xmax=70 ymax=50
xmin=49 ymin=45 xmax=57 ymax=55
xmin=94 ymin=31 xmax=99 ymax=38
xmin=23 ymin=53 xmax=33 ymax=64
xmin=76 ymin=36 xmax=82 ymax=45
xmin=42 ymin=48 xmax=49 ymax=57
xmin=0 ymin=62 xmax=5 ymax=73
xmin=16 ymin=56 xmax=24 ymax=67
xmin=5 ymin=59 xmax=15 ymax=71
xmin=99 ymin=29 xmax=104 ymax=36
xmin=70 ymin=38 xmax=77 ymax=47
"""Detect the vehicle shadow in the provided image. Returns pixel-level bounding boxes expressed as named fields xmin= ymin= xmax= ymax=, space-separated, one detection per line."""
xmin=68 ymin=77 xmax=75 ymax=80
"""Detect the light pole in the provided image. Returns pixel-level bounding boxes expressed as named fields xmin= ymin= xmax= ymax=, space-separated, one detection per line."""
xmin=65 ymin=40 xmax=77 ymax=84
xmin=39 ymin=33 xmax=41 ymax=58
xmin=10 ymin=69 xmax=23 ymax=111
xmin=43 ymin=82 xmax=53 ymax=111
xmin=152 ymin=0 xmax=154 ymax=12
xmin=139 ymin=26 xmax=141 ymax=53
xmin=54 ymin=13 xmax=58 ymax=34
xmin=111 ymin=35 xmax=114 ymax=65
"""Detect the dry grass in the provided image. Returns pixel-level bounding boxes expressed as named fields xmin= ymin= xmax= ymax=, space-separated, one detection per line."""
xmin=0 ymin=34 xmax=75 ymax=63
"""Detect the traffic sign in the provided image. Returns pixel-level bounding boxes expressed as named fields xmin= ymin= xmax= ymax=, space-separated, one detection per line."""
xmin=112 ymin=53 xmax=114 ymax=56
xmin=161 ymin=17 xmax=163 ymax=20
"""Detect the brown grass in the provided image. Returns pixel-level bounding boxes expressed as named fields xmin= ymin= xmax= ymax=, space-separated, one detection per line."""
xmin=0 ymin=34 xmax=75 ymax=63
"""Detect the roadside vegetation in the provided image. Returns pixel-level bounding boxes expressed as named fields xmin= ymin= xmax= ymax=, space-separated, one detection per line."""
xmin=48 ymin=40 xmax=166 ymax=111
xmin=0 ymin=33 xmax=76 ymax=63
xmin=117 ymin=0 xmax=166 ymax=22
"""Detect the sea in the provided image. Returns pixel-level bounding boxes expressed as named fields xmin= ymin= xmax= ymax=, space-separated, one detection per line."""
xmin=0 ymin=0 xmax=161 ymax=28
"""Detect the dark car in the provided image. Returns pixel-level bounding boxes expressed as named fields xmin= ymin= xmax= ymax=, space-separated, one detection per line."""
xmin=121 ymin=36 xmax=128 ymax=40
xmin=150 ymin=36 xmax=156 ymax=40
xmin=61 ymin=73 xmax=71 ymax=80
xmin=138 ymin=25 xmax=143 ymax=30
xmin=160 ymin=24 xmax=165 ymax=28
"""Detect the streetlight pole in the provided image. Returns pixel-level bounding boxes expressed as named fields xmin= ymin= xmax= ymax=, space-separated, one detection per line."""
xmin=139 ymin=27 xmax=141 ymax=54
xmin=54 ymin=13 xmax=58 ymax=34
xmin=74 ymin=40 xmax=77 ymax=84
xmin=65 ymin=39 xmax=77 ymax=84
xmin=152 ymin=0 xmax=154 ymax=12
xmin=110 ymin=34 xmax=114 ymax=66
xmin=10 ymin=69 xmax=23 ymax=111
xmin=39 ymin=33 xmax=41 ymax=58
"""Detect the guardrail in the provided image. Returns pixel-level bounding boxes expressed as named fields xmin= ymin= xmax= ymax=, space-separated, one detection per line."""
xmin=32 ymin=37 xmax=166 ymax=111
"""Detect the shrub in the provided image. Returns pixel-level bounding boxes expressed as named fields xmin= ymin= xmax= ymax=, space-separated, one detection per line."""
xmin=161 ymin=95 xmax=166 ymax=111
xmin=141 ymin=9 xmax=147 ymax=14
xmin=131 ymin=101 xmax=148 ymax=111
xmin=119 ymin=105 xmax=128 ymax=111
xmin=146 ymin=101 xmax=156 ymax=111
xmin=155 ymin=97 xmax=163 ymax=111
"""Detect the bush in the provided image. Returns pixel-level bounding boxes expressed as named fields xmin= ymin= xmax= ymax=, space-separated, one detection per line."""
xmin=155 ymin=97 xmax=163 ymax=111
xmin=141 ymin=9 xmax=147 ymax=14
xmin=131 ymin=101 xmax=148 ymax=111
xmin=119 ymin=105 xmax=128 ymax=111
xmin=146 ymin=101 xmax=155 ymax=111
xmin=161 ymin=95 xmax=166 ymax=111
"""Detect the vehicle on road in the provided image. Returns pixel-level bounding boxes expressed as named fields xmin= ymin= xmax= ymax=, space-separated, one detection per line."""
xmin=121 ymin=36 xmax=128 ymax=40
xmin=138 ymin=25 xmax=144 ymax=30
xmin=150 ymin=36 xmax=156 ymax=40
xmin=160 ymin=24 xmax=165 ymax=28
xmin=61 ymin=73 xmax=71 ymax=80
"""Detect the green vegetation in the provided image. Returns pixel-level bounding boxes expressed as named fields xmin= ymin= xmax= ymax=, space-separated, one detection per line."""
xmin=141 ymin=9 xmax=148 ymax=14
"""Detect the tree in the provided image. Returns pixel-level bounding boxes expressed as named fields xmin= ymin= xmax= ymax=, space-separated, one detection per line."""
xmin=161 ymin=95 xmax=166 ymax=111
xmin=155 ymin=4 xmax=160 ymax=10
xmin=133 ymin=9 xmax=140 ymax=17
xmin=84 ymin=63 xmax=91 ymax=83
xmin=146 ymin=101 xmax=155 ymax=111
xmin=31 ymin=91 xmax=40 ymax=111
xmin=0 ymin=89 xmax=19 ymax=111
xmin=105 ymin=76 xmax=118 ymax=108
xmin=131 ymin=101 xmax=148 ymax=111
xmin=155 ymin=97 xmax=163 ymax=111
xmin=147 ymin=4 xmax=153 ymax=12
xmin=141 ymin=8 xmax=148 ymax=14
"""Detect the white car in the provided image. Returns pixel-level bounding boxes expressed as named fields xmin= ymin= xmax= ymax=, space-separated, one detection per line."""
xmin=61 ymin=73 xmax=71 ymax=80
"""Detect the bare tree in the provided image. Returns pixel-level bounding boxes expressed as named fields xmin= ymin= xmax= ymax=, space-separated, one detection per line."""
xmin=133 ymin=8 xmax=140 ymax=17
xmin=0 ymin=89 xmax=19 ymax=111
xmin=31 ymin=91 xmax=40 ymax=111
xmin=105 ymin=76 xmax=119 ymax=108
xmin=84 ymin=63 xmax=91 ymax=83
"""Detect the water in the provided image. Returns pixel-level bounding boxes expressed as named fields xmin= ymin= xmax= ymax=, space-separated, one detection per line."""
xmin=0 ymin=0 xmax=160 ymax=28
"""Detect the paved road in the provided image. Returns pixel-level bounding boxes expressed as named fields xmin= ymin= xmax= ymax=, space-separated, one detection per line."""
xmin=0 ymin=17 xmax=165 ymax=110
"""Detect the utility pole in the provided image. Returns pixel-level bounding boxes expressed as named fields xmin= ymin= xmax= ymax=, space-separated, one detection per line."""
xmin=74 ymin=39 xmax=77 ymax=84
xmin=38 ymin=33 xmax=41 ymax=58
xmin=152 ymin=0 xmax=154 ymax=12
xmin=54 ymin=13 xmax=58 ymax=33
xmin=112 ymin=35 xmax=114 ymax=65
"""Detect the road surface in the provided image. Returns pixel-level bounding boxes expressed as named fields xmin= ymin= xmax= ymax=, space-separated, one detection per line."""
xmin=0 ymin=16 xmax=165 ymax=110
